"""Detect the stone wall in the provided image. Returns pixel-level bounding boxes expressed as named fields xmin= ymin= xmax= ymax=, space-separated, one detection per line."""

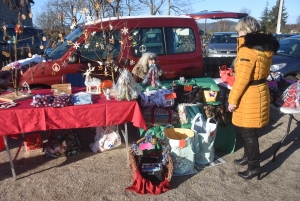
xmin=0 ymin=2 xmax=33 ymax=26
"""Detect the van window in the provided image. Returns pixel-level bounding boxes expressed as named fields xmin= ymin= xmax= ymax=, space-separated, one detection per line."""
xmin=78 ymin=29 xmax=121 ymax=61
xmin=131 ymin=28 xmax=164 ymax=56
xmin=165 ymin=27 xmax=196 ymax=54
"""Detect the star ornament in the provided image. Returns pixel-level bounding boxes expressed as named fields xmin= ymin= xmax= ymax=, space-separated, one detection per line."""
xmin=121 ymin=27 xmax=128 ymax=35
xmin=73 ymin=42 xmax=80 ymax=49
xmin=62 ymin=61 xmax=68 ymax=68
xmin=130 ymin=60 xmax=135 ymax=65
xmin=95 ymin=3 xmax=100 ymax=10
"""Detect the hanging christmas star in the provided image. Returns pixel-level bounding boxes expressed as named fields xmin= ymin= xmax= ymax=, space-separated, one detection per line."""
xmin=73 ymin=42 xmax=80 ymax=49
xmin=62 ymin=61 xmax=68 ymax=68
xmin=86 ymin=15 xmax=93 ymax=22
xmin=130 ymin=60 xmax=135 ymax=66
xmin=91 ymin=31 xmax=96 ymax=36
xmin=121 ymin=27 xmax=128 ymax=35
xmin=95 ymin=3 xmax=100 ymax=10
xmin=97 ymin=61 xmax=103 ymax=66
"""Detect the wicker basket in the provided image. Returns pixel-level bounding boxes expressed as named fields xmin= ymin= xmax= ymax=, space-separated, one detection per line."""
xmin=128 ymin=137 xmax=173 ymax=182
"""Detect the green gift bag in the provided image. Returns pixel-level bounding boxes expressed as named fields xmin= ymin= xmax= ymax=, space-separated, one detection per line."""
xmin=214 ymin=124 xmax=236 ymax=153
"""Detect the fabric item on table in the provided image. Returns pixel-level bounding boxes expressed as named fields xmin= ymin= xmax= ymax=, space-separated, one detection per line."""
xmin=73 ymin=92 xmax=92 ymax=105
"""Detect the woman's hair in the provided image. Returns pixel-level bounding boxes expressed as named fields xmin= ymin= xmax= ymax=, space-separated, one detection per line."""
xmin=135 ymin=52 xmax=157 ymax=68
xmin=235 ymin=16 xmax=260 ymax=34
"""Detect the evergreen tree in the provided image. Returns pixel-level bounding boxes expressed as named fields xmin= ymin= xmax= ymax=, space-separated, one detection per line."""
xmin=268 ymin=0 xmax=288 ymax=33
xmin=260 ymin=1 xmax=269 ymax=32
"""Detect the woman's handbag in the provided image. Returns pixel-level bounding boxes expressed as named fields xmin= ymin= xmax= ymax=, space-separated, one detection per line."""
xmin=164 ymin=128 xmax=198 ymax=175
xmin=191 ymin=113 xmax=218 ymax=165
xmin=219 ymin=65 xmax=235 ymax=86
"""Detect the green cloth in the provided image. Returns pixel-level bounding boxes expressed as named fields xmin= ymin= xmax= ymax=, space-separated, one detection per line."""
xmin=214 ymin=124 xmax=236 ymax=153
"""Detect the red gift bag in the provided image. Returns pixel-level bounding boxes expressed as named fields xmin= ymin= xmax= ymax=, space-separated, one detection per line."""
xmin=219 ymin=65 xmax=235 ymax=86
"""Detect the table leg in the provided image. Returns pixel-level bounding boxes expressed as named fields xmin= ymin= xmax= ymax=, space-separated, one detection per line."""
xmin=272 ymin=114 xmax=293 ymax=162
xmin=2 ymin=135 xmax=17 ymax=181
xmin=124 ymin=123 xmax=129 ymax=167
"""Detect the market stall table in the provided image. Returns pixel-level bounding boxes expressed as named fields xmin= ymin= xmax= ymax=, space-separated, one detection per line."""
xmin=0 ymin=88 xmax=147 ymax=181
xmin=271 ymin=106 xmax=300 ymax=162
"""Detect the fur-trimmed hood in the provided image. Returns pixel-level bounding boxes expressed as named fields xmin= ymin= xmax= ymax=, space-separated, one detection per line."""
xmin=238 ymin=32 xmax=279 ymax=53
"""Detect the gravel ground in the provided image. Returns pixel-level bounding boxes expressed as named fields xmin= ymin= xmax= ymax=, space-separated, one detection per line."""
xmin=0 ymin=107 xmax=299 ymax=201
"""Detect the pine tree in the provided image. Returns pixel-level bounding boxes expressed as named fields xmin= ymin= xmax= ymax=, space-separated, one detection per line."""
xmin=260 ymin=1 xmax=269 ymax=32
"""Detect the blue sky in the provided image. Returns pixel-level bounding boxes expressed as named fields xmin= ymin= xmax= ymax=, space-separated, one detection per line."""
xmin=31 ymin=0 xmax=299 ymax=24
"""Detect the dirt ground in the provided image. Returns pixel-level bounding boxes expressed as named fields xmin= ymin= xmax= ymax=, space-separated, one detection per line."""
xmin=0 ymin=107 xmax=299 ymax=201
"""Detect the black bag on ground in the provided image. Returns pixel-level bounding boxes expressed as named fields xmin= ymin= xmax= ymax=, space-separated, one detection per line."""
xmin=44 ymin=129 xmax=82 ymax=158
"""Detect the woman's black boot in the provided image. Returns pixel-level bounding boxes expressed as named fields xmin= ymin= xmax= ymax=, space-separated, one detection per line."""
xmin=238 ymin=160 xmax=261 ymax=180
xmin=234 ymin=147 xmax=248 ymax=166
xmin=238 ymin=128 xmax=261 ymax=180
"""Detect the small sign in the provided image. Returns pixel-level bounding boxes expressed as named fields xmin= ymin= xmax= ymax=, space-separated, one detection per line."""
xmin=184 ymin=85 xmax=192 ymax=92
xmin=165 ymin=93 xmax=176 ymax=99
xmin=179 ymin=139 xmax=186 ymax=148
xmin=139 ymin=142 xmax=153 ymax=150
xmin=51 ymin=84 xmax=72 ymax=95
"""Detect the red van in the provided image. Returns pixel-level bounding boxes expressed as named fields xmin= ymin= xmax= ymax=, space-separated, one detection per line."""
xmin=1 ymin=11 xmax=247 ymax=89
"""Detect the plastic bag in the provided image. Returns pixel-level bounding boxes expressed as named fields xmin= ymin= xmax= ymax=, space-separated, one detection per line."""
xmin=113 ymin=69 xmax=142 ymax=101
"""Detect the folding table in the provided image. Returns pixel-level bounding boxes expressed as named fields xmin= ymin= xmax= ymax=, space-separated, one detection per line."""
xmin=0 ymin=88 xmax=147 ymax=181
xmin=271 ymin=106 xmax=300 ymax=162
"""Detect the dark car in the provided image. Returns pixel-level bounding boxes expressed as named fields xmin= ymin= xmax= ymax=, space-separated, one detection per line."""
xmin=0 ymin=25 xmax=48 ymax=68
xmin=273 ymin=33 xmax=298 ymax=41
xmin=271 ymin=35 xmax=300 ymax=81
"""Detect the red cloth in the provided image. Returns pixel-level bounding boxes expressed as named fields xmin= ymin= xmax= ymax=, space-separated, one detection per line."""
xmin=0 ymin=136 xmax=6 ymax=151
xmin=0 ymin=88 xmax=147 ymax=136
xmin=126 ymin=169 xmax=171 ymax=195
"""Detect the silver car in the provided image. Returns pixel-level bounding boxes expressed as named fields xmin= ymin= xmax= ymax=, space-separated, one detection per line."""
xmin=205 ymin=32 xmax=238 ymax=57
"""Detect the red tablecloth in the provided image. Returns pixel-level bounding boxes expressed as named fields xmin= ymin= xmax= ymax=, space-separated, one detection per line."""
xmin=0 ymin=88 xmax=147 ymax=136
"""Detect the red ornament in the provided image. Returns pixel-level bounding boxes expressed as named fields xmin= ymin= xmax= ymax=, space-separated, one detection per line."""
xmin=15 ymin=25 xmax=24 ymax=34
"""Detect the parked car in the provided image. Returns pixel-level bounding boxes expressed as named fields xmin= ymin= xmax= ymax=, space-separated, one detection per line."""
xmin=0 ymin=25 xmax=48 ymax=69
xmin=271 ymin=35 xmax=300 ymax=81
xmin=0 ymin=11 xmax=248 ymax=89
xmin=273 ymin=33 xmax=298 ymax=41
xmin=205 ymin=32 xmax=239 ymax=57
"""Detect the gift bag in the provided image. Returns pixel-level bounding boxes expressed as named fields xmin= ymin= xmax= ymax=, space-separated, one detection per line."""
xmin=203 ymin=90 xmax=218 ymax=102
xmin=219 ymin=65 xmax=235 ymax=86
xmin=139 ymin=88 xmax=175 ymax=108
xmin=89 ymin=125 xmax=121 ymax=153
xmin=164 ymin=128 xmax=197 ymax=175
xmin=44 ymin=129 xmax=82 ymax=157
xmin=214 ymin=124 xmax=236 ymax=154
xmin=177 ymin=103 xmax=204 ymax=125
xmin=143 ymin=107 xmax=179 ymax=126
xmin=191 ymin=114 xmax=218 ymax=165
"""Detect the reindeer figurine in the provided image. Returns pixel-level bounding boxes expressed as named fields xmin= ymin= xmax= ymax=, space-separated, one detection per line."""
xmin=84 ymin=64 xmax=101 ymax=94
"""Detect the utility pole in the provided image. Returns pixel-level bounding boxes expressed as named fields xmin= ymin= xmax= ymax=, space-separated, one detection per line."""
xmin=276 ymin=0 xmax=284 ymax=34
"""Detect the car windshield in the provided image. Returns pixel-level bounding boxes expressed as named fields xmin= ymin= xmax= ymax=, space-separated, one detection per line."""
xmin=48 ymin=27 xmax=83 ymax=59
xmin=210 ymin=33 xmax=238 ymax=43
xmin=276 ymin=37 xmax=300 ymax=58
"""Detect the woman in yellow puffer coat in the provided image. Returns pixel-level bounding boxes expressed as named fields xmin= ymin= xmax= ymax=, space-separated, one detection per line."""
xmin=228 ymin=16 xmax=279 ymax=180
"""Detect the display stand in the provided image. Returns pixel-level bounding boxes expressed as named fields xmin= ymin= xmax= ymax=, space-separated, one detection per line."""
xmin=271 ymin=106 xmax=300 ymax=162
